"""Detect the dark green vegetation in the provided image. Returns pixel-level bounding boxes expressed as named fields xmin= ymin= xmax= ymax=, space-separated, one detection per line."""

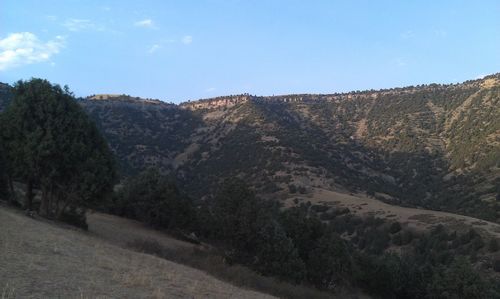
xmin=0 ymin=83 xmax=12 ymax=113
xmin=127 ymin=238 xmax=335 ymax=299
xmin=73 ymin=75 xmax=500 ymax=222
xmin=115 ymin=176 xmax=500 ymax=298
xmin=0 ymin=79 xmax=116 ymax=227
xmin=1 ymin=76 xmax=499 ymax=298
xmin=110 ymin=168 xmax=195 ymax=230
xmin=80 ymin=95 xmax=201 ymax=175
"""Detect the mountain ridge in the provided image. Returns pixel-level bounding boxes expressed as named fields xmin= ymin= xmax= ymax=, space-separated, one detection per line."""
xmin=1 ymin=73 xmax=499 ymax=222
xmin=179 ymin=73 xmax=498 ymax=109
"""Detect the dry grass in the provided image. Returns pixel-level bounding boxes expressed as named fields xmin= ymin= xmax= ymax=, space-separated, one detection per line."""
xmin=288 ymin=188 xmax=500 ymax=239
xmin=0 ymin=204 xmax=275 ymax=299
xmin=87 ymin=213 xmax=348 ymax=298
xmin=0 ymin=205 xmax=359 ymax=298
xmin=1 ymin=283 xmax=16 ymax=299
xmin=126 ymin=239 xmax=359 ymax=299
xmin=86 ymin=212 xmax=196 ymax=251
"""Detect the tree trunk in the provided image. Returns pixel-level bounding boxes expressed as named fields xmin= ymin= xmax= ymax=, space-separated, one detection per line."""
xmin=39 ymin=185 xmax=49 ymax=217
xmin=55 ymin=191 xmax=68 ymax=219
xmin=57 ymin=200 xmax=69 ymax=220
xmin=25 ymin=179 xmax=34 ymax=211
xmin=55 ymin=192 xmax=61 ymax=215
xmin=7 ymin=176 xmax=15 ymax=204
xmin=47 ymin=183 xmax=54 ymax=218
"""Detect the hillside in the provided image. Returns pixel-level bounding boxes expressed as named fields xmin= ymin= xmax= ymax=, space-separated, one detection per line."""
xmin=1 ymin=75 xmax=498 ymax=222
xmin=291 ymin=188 xmax=500 ymax=238
xmin=80 ymin=94 xmax=200 ymax=174
xmin=78 ymin=74 xmax=500 ymax=222
xmin=1 ymin=75 xmax=499 ymax=298
xmin=0 ymin=205 xmax=275 ymax=299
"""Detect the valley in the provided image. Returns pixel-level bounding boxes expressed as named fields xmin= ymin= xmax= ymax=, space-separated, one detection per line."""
xmin=2 ymin=2 xmax=499 ymax=297
xmin=1 ymin=74 xmax=499 ymax=298
xmin=78 ymin=74 xmax=500 ymax=223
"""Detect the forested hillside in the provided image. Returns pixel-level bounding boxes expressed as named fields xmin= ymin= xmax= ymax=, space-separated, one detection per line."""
xmin=76 ymin=75 xmax=500 ymax=222
xmin=1 ymin=76 xmax=499 ymax=298
xmin=1 ymin=75 xmax=499 ymax=221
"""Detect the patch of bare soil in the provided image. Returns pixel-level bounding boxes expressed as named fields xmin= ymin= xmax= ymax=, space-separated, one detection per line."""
xmin=354 ymin=118 xmax=368 ymax=139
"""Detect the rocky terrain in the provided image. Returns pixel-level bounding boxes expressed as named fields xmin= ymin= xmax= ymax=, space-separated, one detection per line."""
xmin=78 ymin=75 xmax=500 ymax=222
xmin=1 ymin=75 xmax=498 ymax=221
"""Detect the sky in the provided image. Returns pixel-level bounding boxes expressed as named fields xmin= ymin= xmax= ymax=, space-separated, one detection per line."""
xmin=1 ymin=1 xmax=499 ymax=103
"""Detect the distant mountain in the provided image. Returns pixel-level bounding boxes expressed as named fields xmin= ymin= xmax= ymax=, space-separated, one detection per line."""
xmin=1 ymin=75 xmax=499 ymax=222
xmin=80 ymin=94 xmax=201 ymax=175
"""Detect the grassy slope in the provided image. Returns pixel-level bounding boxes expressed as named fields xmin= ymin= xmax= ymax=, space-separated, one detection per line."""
xmin=0 ymin=205 xmax=275 ymax=299
xmin=290 ymin=188 xmax=500 ymax=238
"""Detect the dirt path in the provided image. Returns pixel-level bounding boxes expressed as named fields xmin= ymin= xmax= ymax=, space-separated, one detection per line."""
xmin=289 ymin=188 xmax=500 ymax=238
xmin=0 ymin=206 xmax=275 ymax=299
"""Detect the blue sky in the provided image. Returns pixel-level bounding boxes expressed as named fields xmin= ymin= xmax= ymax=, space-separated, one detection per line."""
xmin=1 ymin=0 xmax=499 ymax=103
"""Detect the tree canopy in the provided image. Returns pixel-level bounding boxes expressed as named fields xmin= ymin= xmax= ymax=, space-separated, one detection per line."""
xmin=113 ymin=167 xmax=195 ymax=229
xmin=1 ymin=78 xmax=116 ymax=222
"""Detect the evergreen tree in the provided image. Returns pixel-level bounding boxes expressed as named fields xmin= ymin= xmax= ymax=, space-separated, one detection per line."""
xmin=279 ymin=206 xmax=325 ymax=261
xmin=307 ymin=230 xmax=352 ymax=289
xmin=0 ymin=131 xmax=8 ymax=199
xmin=0 ymin=113 xmax=15 ymax=203
xmin=255 ymin=219 xmax=305 ymax=283
xmin=209 ymin=179 xmax=276 ymax=252
xmin=115 ymin=168 xmax=195 ymax=229
xmin=428 ymin=257 xmax=489 ymax=299
xmin=2 ymin=78 xmax=116 ymax=219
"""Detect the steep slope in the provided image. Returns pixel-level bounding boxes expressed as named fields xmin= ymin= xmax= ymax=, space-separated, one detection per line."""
xmin=1 ymin=74 xmax=499 ymax=222
xmin=80 ymin=95 xmax=203 ymax=175
xmin=172 ymin=75 xmax=499 ymax=221
xmin=0 ymin=205 xmax=275 ymax=299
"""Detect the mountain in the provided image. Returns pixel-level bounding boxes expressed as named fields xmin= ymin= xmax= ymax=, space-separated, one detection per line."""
xmin=81 ymin=94 xmax=202 ymax=175
xmin=2 ymin=75 xmax=499 ymax=222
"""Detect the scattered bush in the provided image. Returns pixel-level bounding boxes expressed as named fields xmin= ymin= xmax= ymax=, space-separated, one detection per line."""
xmin=493 ymin=259 xmax=500 ymax=273
xmin=59 ymin=207 xmax=88 ymax=230
xmin=489 ymin=239 xmax=499 ymax=252
xmin=114 ymin=168 xmax=196 ymax=230
xmin=127 ymin=238 xmax=333 ymax=299
xmin=389 ymin=222 xmax=402 ymax=234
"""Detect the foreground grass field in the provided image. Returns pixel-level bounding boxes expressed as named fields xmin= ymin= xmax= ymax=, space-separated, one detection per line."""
xmin=0 ymin=205 xmax=275 ymax=299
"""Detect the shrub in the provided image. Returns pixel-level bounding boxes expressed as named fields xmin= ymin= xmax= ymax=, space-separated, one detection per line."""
xmin=493 ymin=259 xmax=500 ymax=273
xmin=392 ymin=233 xmax=403 ymax=246
xmin=428 ymin=258 xmax=489 ymax=298
xmin=389 ymin=222 xmax=402 ymax=234
xmin=311 ymin=204 xmax=329 ymax=213
xmin=255 ymin=220 xmax=306 ymax=283
xmin=306 ymin=231 xmax=352 ymax=289
xmin=59 ymin=207 xmax=88 ymax=230
xmin=116 ymin=168 xmax=196 ymax=230
xmin=488 ymin=239 xmax=499 ymax=252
